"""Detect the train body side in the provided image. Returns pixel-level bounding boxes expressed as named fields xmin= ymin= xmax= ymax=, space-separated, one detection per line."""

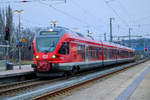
xmin=32 ymin=28 xmax=135 ymax=76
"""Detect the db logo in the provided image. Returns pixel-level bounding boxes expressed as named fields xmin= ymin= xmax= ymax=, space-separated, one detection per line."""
xmin=42 ymin=55 xmax=48 ymax=59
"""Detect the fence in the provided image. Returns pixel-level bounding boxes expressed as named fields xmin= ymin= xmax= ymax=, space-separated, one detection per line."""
xmin=0 ymin=45 xmax=9 ymax=70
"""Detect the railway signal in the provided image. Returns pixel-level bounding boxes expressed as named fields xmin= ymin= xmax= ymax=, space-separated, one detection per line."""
xmin=145 ymin=47 xmax=148 ymax=51
xmin=5 ymin=27 xmax=10 ymax=41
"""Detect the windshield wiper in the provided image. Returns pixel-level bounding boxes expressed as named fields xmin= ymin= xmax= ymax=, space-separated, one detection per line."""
xmin=43 ymin=50 xmax=49 ymax=53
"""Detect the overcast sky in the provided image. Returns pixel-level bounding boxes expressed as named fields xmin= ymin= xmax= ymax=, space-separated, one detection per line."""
xmin=0 ymin=0 xmax=150 ymax=40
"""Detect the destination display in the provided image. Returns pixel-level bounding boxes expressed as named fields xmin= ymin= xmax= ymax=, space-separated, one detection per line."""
xmin=40 ymin=31 xmax=58 ymax=35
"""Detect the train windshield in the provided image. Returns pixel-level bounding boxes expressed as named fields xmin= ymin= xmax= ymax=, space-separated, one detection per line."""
xmin=36 ymin=37 xmax=59 ymax=52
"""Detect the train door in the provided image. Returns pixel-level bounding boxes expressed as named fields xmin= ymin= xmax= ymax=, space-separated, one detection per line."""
xmin=70 ymin=42 xmax=78 ymax=62
xmin=86 ymin=45 xmax=88 ymax=62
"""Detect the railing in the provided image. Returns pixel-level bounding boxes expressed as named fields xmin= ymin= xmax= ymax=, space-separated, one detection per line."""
xmin=0 ymin=45 xmax=9 ymax=70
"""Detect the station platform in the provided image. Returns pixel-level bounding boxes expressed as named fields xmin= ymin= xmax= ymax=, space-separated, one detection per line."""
xmin=0 ymin=65 xmax=33 ymax=78
xmin=129 ymin=68 xmax=150 ymax=100
xmin=60 ymin=60 xmax=150 ymax=100
xmin=116 ymin=62 xmax=150 ymax=100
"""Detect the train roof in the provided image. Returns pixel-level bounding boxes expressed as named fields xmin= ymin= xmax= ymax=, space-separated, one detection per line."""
xmin=67 ymin=32 xmax=134 ymax=51
xmin=101 ymin=41 xmax=134 ymax=51
xmin=36 ymin=26 xmax=85 ymax=38
xmin=68 ymin=33 xmax=134 ymax=51
xmin=36 ymin=26 xmax=134 ymax=51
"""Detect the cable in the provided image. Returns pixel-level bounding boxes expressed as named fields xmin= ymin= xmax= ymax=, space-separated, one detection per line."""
xmin=134 ymin=15 xmax=150 ymax=22
xmin=103 ymin=0 xmax=129 ymax=26
xmin=71 ymin=0 xmax=103 ymax=22
xmin=0 ymin=0 xmax=39 ymax=4
xmin=38 ymin=0 xmax=91 ymax=26
xmin=38 ymin=0 xmax=102 ymax=33
xmin=117 ymin=0 xmax=133 ymax=22
xmin=70 ymin=0 xmax=104 ymax=31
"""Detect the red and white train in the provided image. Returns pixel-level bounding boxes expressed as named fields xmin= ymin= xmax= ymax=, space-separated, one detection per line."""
xmin=32 ymin=26 xmax=135 ymax=77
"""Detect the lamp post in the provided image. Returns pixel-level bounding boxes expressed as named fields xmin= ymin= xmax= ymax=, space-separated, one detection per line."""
xmin=14 ymin=10 xmax=24 ymax=69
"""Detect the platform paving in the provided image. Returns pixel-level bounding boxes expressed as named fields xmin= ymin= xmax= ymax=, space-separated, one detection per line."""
xmin=0 ymin=65 xmax=33 ymax=78
xmin=60 ymin=60 xmax=150 ymax=100
xmin=129 ymin=66 xmax=150 ymax=100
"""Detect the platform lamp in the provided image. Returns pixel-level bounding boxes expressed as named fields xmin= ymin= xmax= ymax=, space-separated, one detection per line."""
xmin=14 ymin=10 xmax=24 ymax=70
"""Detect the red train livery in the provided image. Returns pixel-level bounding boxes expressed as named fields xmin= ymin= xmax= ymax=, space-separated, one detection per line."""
xmin=32 ymin=26 xmax=135 ymax=77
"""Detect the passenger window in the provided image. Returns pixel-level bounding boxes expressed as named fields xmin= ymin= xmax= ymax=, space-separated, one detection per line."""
xmin=99 ymin=48 xmax=102 ymax=56
xmin=104 ymin=48 xmax=108 ymax=58
xmin=78 ymin=45 xmax=82 ymax=54
xmin=82 ymin=45 xmax=85 ymax=60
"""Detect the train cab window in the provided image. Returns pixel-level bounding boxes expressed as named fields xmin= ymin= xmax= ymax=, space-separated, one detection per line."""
xmin=58 ymin=42 xmax=66 ymax=55
xmin=66 ymin=42 xmax=69 ymax=55
xmin=58 ymin=42 xmax=70 ymax=55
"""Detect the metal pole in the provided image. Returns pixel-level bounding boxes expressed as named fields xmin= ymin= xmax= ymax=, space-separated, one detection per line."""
xmin=19 ymin=14 xmax=21 ymax=69
xmin=19 ymin=46 xmax=21 ymax=69
xmin=118 ymin=37 xmax=120 ymax=44
xmin=14 ymin=10 xmax=24 ymax=69
xmin=143 ymin=37 xmax=146 ymax=57
xmin=6 ymin=41 xmax=9 ymax=68
xmin=104 ymin=32 xmax=106 ymax=41
xmin=110 ymin=18 xmax=114 ymax=42
xmin=19 ymin=14 xmax=21 ymax=39
xmin=129 ymin=28 xmax=131 ymax=47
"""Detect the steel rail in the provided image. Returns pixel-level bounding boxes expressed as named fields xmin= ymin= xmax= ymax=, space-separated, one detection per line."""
xmin=0 ymin=77 xmax=65 ymax=96
xmin=0 ymin=78 xmax=39 ymax=89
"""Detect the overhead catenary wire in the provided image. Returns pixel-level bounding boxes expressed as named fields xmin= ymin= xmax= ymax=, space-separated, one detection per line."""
xmin=134 ymin=15 xmax=150 ymax=23
xmin=103 ymin=0 xmax=129 ymax=26
xmin=38 ymin=0 xmax=102 ymax=34
xmin=71 ymin=0 xmax=103 ymax=23
xmin=105 ymin=0 xmax=133 ymax=22
xmin=1 ymin=0 xmax=101 ymax=34
xmin=71 ymin=0 xmax=104 ymax=31
xmin=38 ymin=0 xmax=90 ymax=26
xmin=117 ymin=0 xmax=133 ymax=23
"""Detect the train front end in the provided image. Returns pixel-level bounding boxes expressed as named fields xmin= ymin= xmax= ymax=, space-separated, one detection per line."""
xmin=32 ymin=28 xmax=65 ymax=75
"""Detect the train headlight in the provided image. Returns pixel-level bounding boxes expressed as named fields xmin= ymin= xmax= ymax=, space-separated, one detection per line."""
xmin=49 ymin=28 xmax=53 ymax=32
xmin=35 ymin=55 xmax=39 ymax=59
xmin=52 ymin=55 xmax=56 ymax=59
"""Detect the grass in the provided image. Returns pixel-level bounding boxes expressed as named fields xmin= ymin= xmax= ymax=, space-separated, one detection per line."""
xmin=9 ymin=59 xmax=33 ymax=66
xmin=20 ymin=60 xmax=33 ymax=65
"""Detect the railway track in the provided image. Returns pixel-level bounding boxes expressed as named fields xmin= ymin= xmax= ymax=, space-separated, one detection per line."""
xmin=0 ymin=62 xmax=120 ymax=98
xmin=6 ymin=59 xmax=147 ymax=100
xmin=0 ymin=77 xmax=66 ymax=99
xmin=0 ymin=78 xmax=41 ymax=94
xmin=0 ymin=66 xmax=110 ymax=99
xmin=0 ymin=66 xmax=108 ymax=97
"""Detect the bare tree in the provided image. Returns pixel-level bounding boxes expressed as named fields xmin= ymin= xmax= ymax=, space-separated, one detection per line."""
xmin=0 ymin=8 xmax=5 ymax=44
